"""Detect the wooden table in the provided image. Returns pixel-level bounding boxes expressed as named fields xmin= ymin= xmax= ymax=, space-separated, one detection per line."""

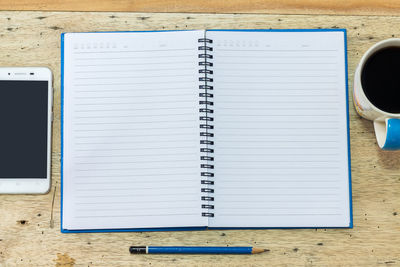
xmin=0 ymin=10 xmax=400 ymax=267
xmin=2 ymin=0 xmax=400 ymax=16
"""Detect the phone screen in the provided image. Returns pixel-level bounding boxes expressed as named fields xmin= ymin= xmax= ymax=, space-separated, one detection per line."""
xmin=0 ymin=80 xmax=48 ymax=178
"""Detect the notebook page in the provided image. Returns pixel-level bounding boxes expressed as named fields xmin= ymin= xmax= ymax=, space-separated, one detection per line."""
xmin=62 ymin=31 xmax=206 ymax=230
xmin=207 ymin=30 xmax=350 ymax=227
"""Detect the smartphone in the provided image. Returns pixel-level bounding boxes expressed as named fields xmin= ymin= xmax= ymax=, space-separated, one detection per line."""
xmin=0 ymin=67 xmax=53 ymax=194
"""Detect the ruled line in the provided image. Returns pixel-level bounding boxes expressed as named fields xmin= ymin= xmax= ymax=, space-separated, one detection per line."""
xmin=217 ymin=101 xmax=339 ymax=104
xmin=224 ymin=166 xmax=340 ymax=169
xmin=73 ymin=119 xmax=194 ymax=125
xmin=217 ymin=114 xmax=339 ymax=117
xmin=216 ymin=88 xmax=338 ymax=91
xmin=76 ymin=185 xmax=195 ymax=191
xmin=74 ymin=88 xmax=192 ymax=93
xmin=217 ymin=158 xmax=339 ymax=162
xmin=74 ymin=133 xmax=196 ymax=139
xmin=75 ymin=193 xmax=197 ymax=198
xmin=219 ymin=186 xmax=340 ymax=189
xmin=73 ymin=107 xmax=194 ymax=112
xmin=75 ymin=140 xmax=195 ymax=145
xmin=218 ymin=127 xmax=339 ymax=130
xmin=74 ymin=112 xmax=195 ymax=119
xmin=225 ymin=200 xmax=340 ymax=203
xmin=217 ymin=173 xmax=340 ymax=176
xmin=218 ymin=179 xmax=340 ymax=182
xmin=215 ymin=68 xmax=337 ymax=72
xmin=218 ymin=120 xmax=340 ymax=123
xmin=217 ymin=55 xmax=337 ymax=59
xmin=76 ymin=199 xmax=198 ymax=205
xmin=216 ymin=94 xmax=338 ymax=97
xmin=217 ymin=107 xmax=339 ymax=110
xmin=74 ymin=213 xmax=198 ymax=218
xmin=75 ymin=166 xmax=196 ymax=171
xmin=219 ymin=207 xmax=341 ymax=210
xmin=73 ymin=81 xmax=193 ymax=86
xmin=74 ymin=146 xmax=196 ymax=151
xmin=216 ymin=133 xmax=340 ymax=137
xmin=72 ymin=126 xmax=194 ymax=132
xmin=217 ymin=49 xmax=338 ymax=52
xmin=217 ymin=155 xmax=339 ymax=159
xmin=74 ymin=55 xmax=196 ymax=61
xmin=217 ymin=213 xmax=342 ymax=216
xmin=217 ymin=81 xmax=337 ymax=85
xmin=73 ymin=153 xmax=197 ymax=159
xmin=73 ymin=100 xmax=193 ymax=106
xmin=75 ymin=206 xmax=197 ymax=212
xmin=73 ymin=173 xmax=197 ymax=178
xmin=74 ymin=159 xmax=196 ymax=164
xmin=73 ymin=94 xmax=194 ymax=99
xmin=218 ymin=193 xmax=339 ymax=196
xmin=75 ymin=61 xmax=193 ymax=67
xmin=215 ymin=62 xmax=337 ymax=65
xmin=74 ymin=69 xmax=194 ymax=74
xmin=75 ymin=179 xmax=197 ymax=185
xmin=218 ymin=75 xmax=337 ymax=78
xmin=74 ymin=74 xmax=193 ymax=79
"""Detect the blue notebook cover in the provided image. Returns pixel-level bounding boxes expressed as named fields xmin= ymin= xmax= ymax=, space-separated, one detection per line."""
xmin=60 ymin=29 xmax=352 ymax=233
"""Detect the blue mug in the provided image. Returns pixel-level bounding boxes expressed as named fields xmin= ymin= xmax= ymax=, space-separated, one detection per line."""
xmin=354 ymin=39 xmax=400 ymax=150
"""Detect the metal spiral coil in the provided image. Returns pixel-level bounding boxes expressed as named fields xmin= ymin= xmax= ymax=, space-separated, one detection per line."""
xmin=199 ymin=37 xmax=214 ymax=217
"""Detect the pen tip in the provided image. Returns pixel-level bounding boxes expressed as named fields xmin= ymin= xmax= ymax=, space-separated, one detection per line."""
xmin=252 ymin=248 xmax=269 ymax=254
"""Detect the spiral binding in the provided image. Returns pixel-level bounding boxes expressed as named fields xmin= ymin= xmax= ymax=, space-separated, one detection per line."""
xmin=199 ymin=36 xmax=214 ymax=218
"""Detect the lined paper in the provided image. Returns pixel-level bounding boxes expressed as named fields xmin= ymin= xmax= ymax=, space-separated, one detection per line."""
xmin=62 ymin=31 xmax=206 ymax=230
xmin=207 ymin=31 xmax=350 ymax=227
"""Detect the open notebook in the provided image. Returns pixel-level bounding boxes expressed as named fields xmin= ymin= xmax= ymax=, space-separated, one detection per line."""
xmin=61 ymin=29 xmax=352 ymax=232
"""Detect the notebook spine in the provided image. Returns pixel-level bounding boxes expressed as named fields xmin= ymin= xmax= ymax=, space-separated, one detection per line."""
xmin=198 ymin=36 xmax=214 ymax=218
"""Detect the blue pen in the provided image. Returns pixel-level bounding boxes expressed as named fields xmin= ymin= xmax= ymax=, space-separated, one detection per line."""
xmin=129 ymin=246 xmax=267 ymax=254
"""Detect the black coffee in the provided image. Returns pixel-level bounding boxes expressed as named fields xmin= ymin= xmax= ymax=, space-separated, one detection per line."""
xmin=361 ymin=46 xmax=400 ymax=113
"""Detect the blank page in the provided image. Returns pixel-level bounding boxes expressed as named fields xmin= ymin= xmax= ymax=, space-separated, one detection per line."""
xmin=207 ymin=30 xmax=350 ymax=228
xmin=62 ymin=31 xmax=206 ymax=230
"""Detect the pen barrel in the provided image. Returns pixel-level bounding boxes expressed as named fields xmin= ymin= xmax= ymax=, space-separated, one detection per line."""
xmin=148 ymin=246 xmax=252 ymax=254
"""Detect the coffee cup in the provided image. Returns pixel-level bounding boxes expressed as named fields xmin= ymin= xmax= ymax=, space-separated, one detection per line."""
xmin=354 ymin=39 xmax=400 ymax=150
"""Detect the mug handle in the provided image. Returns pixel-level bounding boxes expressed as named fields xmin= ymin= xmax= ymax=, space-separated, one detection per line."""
xmin=374 ymin=118 xmax=400 ymax=150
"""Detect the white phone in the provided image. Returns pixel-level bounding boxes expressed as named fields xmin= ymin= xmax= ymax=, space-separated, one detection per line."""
xmin=0 ymin=67 xmax=53 ymax=194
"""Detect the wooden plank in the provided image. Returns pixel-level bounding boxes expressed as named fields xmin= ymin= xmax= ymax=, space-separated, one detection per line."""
xmin=0 ymin=11 xmax=400 ymax=267
xmin=1 ymin=0 xmax=400 ymax=16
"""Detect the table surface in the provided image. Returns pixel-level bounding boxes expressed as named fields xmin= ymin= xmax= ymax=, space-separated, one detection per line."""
xmin=0 ymin=10 xmax=400 ymax=267
xmin=1 ymin=0 xmax=400 ymax=16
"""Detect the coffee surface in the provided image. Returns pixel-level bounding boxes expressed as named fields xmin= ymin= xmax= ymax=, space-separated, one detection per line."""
xmin=361 ymin=46 xmax=400 ymax=113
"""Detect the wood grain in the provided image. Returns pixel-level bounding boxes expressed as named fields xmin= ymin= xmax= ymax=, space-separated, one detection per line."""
xmin=2 ymin=0 xmax=400 ymax=16
xmin=0 ymin=11 xmax=400 ymax=267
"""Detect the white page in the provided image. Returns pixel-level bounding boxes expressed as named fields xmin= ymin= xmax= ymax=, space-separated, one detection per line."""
xmin=207 ymin=30 xmax=350 ymax=227
xmin=62 ymin=31 xmax=207 ymax=230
